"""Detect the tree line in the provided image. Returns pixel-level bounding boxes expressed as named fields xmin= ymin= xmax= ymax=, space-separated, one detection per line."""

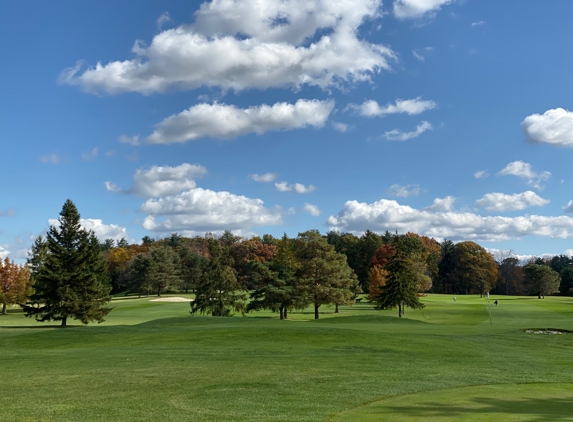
xmin=1 ymin=200 xmax=571 ymax=325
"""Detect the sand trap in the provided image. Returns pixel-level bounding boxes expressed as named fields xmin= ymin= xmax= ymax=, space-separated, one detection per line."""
xmin=150 ymin=297 xmax=193 ymax=302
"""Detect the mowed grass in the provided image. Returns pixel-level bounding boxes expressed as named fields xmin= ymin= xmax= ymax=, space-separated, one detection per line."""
xmin=1 ymin=295 xmax=573 ymax=421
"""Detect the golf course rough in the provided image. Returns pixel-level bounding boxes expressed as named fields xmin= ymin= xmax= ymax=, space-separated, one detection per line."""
xmin=1 ymin=294 xmax=573 ymax=421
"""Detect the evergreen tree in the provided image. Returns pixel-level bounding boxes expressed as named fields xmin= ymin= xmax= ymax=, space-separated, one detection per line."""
xmin=191 ymin=241 xmax=247 ymax=316
xmin=296 ymin=230 xmax=358 ymax=319
xmin=178 ymin=247 xmax=209 ymax=294
xmin=148 ymin=246 xmax=182 ymax=296
xmin=22 ymin=200 xmax=112 ymax=326
xmin=524 ymin=264 xmax=560 ymax=297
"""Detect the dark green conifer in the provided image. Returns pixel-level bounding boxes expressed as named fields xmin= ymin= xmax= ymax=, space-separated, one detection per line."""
xmin=22 ymin=200 xmax=112 ymax=326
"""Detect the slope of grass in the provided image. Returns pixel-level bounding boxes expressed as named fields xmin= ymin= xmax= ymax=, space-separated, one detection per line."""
xmin=1 ymin=295 xmax=572 ymax=421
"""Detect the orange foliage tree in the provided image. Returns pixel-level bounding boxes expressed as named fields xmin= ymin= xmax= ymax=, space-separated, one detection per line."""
xmin=0 ymin=257 xmax=31 ymax=314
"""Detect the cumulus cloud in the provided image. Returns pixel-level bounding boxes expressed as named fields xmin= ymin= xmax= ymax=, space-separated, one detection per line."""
xmin=412 ymin=47 xmax=433 ymax=62
xmin=563 ymin=200 xmax=573 ymax=213
xmin=0 ymin=245 xmax=9 ymax=259
xmin=497 ymin=161 xmax=551 ymax=190
xmin=475 ymin=191 xmax=549 ymax=212
xmin=249 ymin=173 xmax=278 ymax=183
xmin=350 ymin=97 xmax=436 ymax=117
xmin=474 ymin=170 xmax=489 ymax=179
xmin=327 ymin=198 xmax=573 ymax=242
xmin=394 ymin=0 xmax=454 ymax=19
xmin=48 ymin=218 xmax=129 ymax=243
xmin=275 ymin=181 xmax=316 ymax=194
xmin=384 ymin=121 xmax=432 ymax=141
xmin=146 ymin=99 xmax=334 ymax=144
xmin=105 ymin=163 xmax=207 ymax=197
xmin=40 ymin=154 xmax=64 ymax=164
xmin=425 ymin=196 xmax=455 ymax=211
xmin=566 ymin=249 xmax=573 ymax=257
xmin=521 ymin=108 xmax=573 ymax=147
xmin=386 ymin=184 xmax=420 ymax=198
xmin=81 ymin=147 xmax=98 ymax=161
xmin=60 ymin=0 xmax=395 ymax=94
xmin=140 ymin=188 xmax=282 ymax=232
xmin=303 ymin=203 xmax=322 ymax=216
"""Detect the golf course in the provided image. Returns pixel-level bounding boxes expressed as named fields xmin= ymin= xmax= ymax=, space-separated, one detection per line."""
xmin=1 ymin=294 xmax=573 ymax=421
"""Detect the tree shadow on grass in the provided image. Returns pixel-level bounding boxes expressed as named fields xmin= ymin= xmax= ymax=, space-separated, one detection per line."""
xmin=382 ymin=396 xmax=573 ymax=421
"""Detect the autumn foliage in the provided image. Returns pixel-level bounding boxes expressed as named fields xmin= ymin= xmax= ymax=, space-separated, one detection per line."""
xmin=0 ymin=257 xmax=31 ymax=314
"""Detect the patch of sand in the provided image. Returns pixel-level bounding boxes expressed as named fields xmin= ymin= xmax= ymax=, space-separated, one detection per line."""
xmin=149 ymin=297 xmax=193 ymax=303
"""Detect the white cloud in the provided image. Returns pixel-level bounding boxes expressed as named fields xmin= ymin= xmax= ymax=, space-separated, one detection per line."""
xmin=140 ymin=188 xmax=282 ymax=232
xmin=386 ymin=184 xmax=420 ymax=198
xmin=303 ymin=203 xmax=322 ymax=216
xmin=412 ymin=47 xmax=433 ymax=62
xmin=563 ymin=200 xmax=573 ymax=213
xmin=332 ymin=122 xmax=349 ymax=132
xmin=384 ymin=121 xmax=432 ymax=141
xmin=157 ymin=12 xmax=171 ymax=30
xmin=566 ymin=249 xmax=573 ymax=257
xmin=119 ymin=135 xmax=140 ymax=145
xmin=60 ymin=0 xmax=395 ymax=94
xmin=0 ymin=245 xmax=9 ymax=259
xmin=497 ymin=161 xmax=551 ymax=190
xmin=249 ymin=173 xmax=278 ymax=183
xmin=351 ymin=97 xmax=436 ymax=117
xmin=327 ymin=198 xmax=573 ymax=242
xmin=40 ymin=154 xmax=64 ymax=164
xmin=474 ymin=170 xmax=489 ymax=179
xmin=425 ymin=196 xmax=455 ymax=211
xmin=275 ymin=181 xmax=316 ymax=194
xmin=394 ymin=0 xmax=453 ymax=19
xmin=521 ymin=108 xmax=573 ymax=147
xmin=146 ymin=99 xmax=334 ymax=144
xmin=471 ymin=21 xmax=486 ymax=27
xmin=475 ymin=191 xmax=550 ymax=212
xmin=105 ymin=163 xmax=207 ymax=197
xmin=81 ymin=147 xmax=98 ymax=161
xmin=48 ymin=218 xmax=129 ymax=243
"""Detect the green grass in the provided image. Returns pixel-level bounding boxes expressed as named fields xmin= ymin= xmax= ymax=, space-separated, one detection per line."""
xmin=1 ymin=294 xmax=573 ymax=421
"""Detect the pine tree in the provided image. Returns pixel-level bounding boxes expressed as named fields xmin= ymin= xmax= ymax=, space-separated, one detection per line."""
xmin=148 ymin=246 xmax=182 ymax=296
xmin=191 ymin=240 xmax=247 ymax=316
xmin=22 ymin=200 xmax=112 ymax=327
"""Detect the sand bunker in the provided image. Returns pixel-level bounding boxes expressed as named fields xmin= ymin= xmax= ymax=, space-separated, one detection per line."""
xmin=524 ymin=328 xmax=571 ymax=335
xmin=150 ymin=297 xmax=193 ymax=303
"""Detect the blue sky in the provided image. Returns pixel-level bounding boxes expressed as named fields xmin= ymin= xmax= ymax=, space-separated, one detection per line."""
xmin=2 ymin=0 xmax=573 ymax=261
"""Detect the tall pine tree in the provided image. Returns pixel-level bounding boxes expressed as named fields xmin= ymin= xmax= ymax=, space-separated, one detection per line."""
xmin=22 ymin=200 xmax=112 ymax=327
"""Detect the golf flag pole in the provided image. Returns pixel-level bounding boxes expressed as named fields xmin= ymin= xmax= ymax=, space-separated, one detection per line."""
xmin=487 ymin=291 xmax=492 ymax=327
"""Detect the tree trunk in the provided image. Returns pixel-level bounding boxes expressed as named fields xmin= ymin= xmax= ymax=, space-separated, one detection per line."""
xmin=1 ymin=303 xmax=6 ymax=315
xmin=284 ymin=308 xmax=288 ymax=319
xmin=398 ymin=302 xmax=402 ymax=318
xmin=335 ymin=303 xmax=339 ymax=313
xmin=61 ymin=316 xmax=67 ymax=327
xmin=157 ymin=287 xmax=161 ymax=297
xmin=279 ymin=306 xmax=284 ymax=320
xmin=314 ymin=304 xmax=320 ymax=320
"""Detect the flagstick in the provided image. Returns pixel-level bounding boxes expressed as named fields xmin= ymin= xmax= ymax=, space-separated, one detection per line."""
xmin=487 ymin=292 xmax=492 ymax=327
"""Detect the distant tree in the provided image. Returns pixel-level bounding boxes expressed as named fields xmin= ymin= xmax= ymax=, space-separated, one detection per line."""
xmin=100 ymin=238 xmax=115 ymax=252
xmin=128 ymin=253 xmax=153 ymax=296
xmin=148 ymin=246 xmax=182 ymax=296
xmin=178 ymin=247 xmax=209 ymax=294
xmin=496 ymin=256 xmax=524 ymax=295
xmin=247 ymin=260 xmax=306 ymax=319
xmin=116 ymin=238 xmax=129 ymax=248
xmin=437 ymin=239 xmax=456 ymax=293
xmin=560 ymin=267 xmax=573 ymax=296
xmin=141 ymin=236 xmax=155 ymax=245
xmin=524 ymin=264 xmax=560 ymax=297
xmin=22 ymin=200 xmax=112 ymax=326
xmin=372 ymin=238 xmax=425 ymax=317
xmin=296 ymin=230 xmax=358 ymax=319
xmin=191 ymin=241 xmax=247 ymax=316
xmin=0 ymin=258 xmax=31 ymax=314
xmin=451 ymin=242 xmax=498 ymax=296
xmin=354 ymin=230 xmax=385 ymax=292
xmin=368 ymin=244 xmax=396 ymax=302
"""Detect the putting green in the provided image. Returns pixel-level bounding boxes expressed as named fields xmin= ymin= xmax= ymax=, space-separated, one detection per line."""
xmin=331 ymin=383 xmax=573 ymax=421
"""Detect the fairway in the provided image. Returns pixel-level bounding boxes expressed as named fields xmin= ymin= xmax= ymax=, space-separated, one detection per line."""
xmin=1 ymin=295 xmax=573 ymax=421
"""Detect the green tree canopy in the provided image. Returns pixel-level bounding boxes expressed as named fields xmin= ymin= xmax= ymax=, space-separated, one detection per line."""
xmin=524 ymin=264 xmax=561 ymax=297
xmin=22 ymin=200 xmax=112 ymax=327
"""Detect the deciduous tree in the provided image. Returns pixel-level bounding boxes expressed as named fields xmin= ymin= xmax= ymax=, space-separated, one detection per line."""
xmin=0 ymin=258 xmax=31 ymax=314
